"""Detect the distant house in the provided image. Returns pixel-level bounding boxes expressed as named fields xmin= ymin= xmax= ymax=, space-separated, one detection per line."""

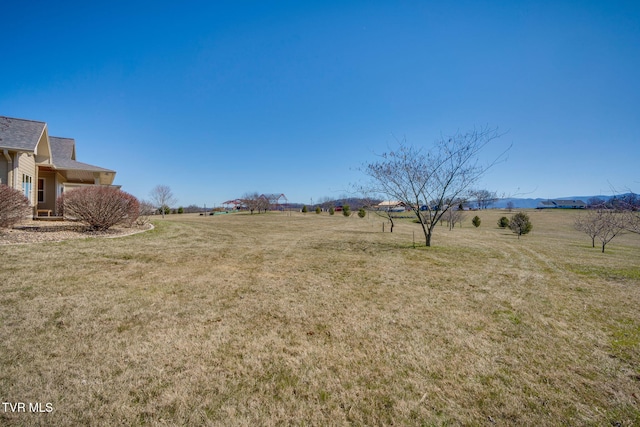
xmin=0 ymin=116 xmax=117 ymax=217
xmin=537 ymin=199 xmax=586 ymax=209
xmin=376 ymin=200 xmax=408 ymax=212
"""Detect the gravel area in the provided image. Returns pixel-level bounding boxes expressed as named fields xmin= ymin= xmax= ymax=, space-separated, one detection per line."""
xmin=0 ymin=220 xmax=153 ymax=245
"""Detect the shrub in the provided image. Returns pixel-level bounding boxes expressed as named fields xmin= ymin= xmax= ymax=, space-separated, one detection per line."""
xmin=498 ymin=216 xmax=510 ymax=228
xmin=509 ymin=212 xmax=532 ymax=239
xmin=358 ymin=208 xmax=366 ymax=218
xmin=57 ymin=186 xmax=140 ymax=231
xmin=343 ymin=204 xmax=351 ymax=217
xmin=315 ymin=206 xmax=321 ymax=214
xmin=0 ymin=184 xmax=30 ymax=228
xmin=329 ymin=207 xmax=335 ymax=215
xmin=302 ymin=205 xmax=308 ymax=213
xmin=472 ymin=215 xmax=481 ymax=228
xmin=135 ymin=200 xmax=156 ymax=226
xmin=177 ymin=206 xmax=184 ymax=214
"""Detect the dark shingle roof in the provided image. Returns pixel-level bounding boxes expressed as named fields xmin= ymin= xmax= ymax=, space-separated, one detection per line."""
xmin=1 ymin=115 xmax=115 ymax=174
xmin=0 ymin=116 xmax=46 ymax=151
xmin=50 ymin=137 xmax=114 ymax=172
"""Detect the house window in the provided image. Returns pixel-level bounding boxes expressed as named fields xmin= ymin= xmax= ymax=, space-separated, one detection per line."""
xmin=22 ymin=174 xmax=33 ymax=201
xmin=38 ymin=178 xmax=45 ymax=203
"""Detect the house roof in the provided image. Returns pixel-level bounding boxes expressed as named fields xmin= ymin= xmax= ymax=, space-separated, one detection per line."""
xmin=555 ymin=199 xmax=586 ymax=205
xmin=377 ymin=200 xmax=404 ymax=207
xmin=0 ymin=116 xmax=46 ymax=151
xmin=50 ymin=137 xmax=114 ymax=173
xmin=0 ymin=115 xmax=115 ymax=174
xmin=537 ymin=199 xmax=587 ymax=208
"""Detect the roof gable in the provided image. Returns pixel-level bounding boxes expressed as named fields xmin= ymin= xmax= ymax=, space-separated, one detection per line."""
xmin=50 ymin=136 xmax=76 ymax=162
xmin=0 ymin=116 xmax=47 ymax=152
xmin=49 ymin=136 xmax=114 ymax=172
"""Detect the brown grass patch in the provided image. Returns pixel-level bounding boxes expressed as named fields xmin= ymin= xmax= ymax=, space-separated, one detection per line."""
xmin=1 ymin=210 xmax=639 ymax=425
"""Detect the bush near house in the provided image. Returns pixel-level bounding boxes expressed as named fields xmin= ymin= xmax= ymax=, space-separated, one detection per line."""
xmin=57 ymin=186 xmax=140 ymax=231
xmin=0 ymin=184 xmax=30 ymax=228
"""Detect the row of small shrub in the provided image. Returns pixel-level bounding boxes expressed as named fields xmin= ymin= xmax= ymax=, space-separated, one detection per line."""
xmin=473 ymin=213 xmax=532 ymax=237
xmin=303 ymin=204 xmax=366 ymax=217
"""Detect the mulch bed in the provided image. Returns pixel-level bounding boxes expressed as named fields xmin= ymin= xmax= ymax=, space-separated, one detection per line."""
xmin=0 ymin=220 xmax=152 ymax=245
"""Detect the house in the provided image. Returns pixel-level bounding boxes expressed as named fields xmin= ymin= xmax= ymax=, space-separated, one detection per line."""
xmin=376 ymin=200 xmax=408 ymax=212
xmin=536 ymin=199 xmax=586 ymax=209
xmin=0 ymin=116 xmax=117 ymax=217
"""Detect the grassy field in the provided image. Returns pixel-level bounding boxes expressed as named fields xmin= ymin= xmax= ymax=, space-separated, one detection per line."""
xmin=1 ymin=209 xmax=639 ymax=426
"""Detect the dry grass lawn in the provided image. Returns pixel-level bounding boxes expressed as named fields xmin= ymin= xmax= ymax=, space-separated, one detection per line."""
xmin=1 ymin=210 xmax=639 ymax=425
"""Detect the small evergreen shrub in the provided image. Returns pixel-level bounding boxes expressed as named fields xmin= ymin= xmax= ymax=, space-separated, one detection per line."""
xmin=509 ymin=212 xmax=533 ymax=238
xmin=472 ymin=215 xmax=481 ymax=228
xmin=498 ymin=216 xmax=510 ymax=228
xmin=329 ymin=207 xmax=335 ymax=215
xmin=302 ymin=205 xmax=308 ymax=213
xmin=358 ymin=207 xmax=366 ymax=218
xmin=315 ymin=207 xmax=321 ymax=214
xmin=343 ymin=204 xmax=351 ymax=217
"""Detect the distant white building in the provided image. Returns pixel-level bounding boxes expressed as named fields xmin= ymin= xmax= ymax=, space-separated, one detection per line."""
xmin=537 ymin=199 xmax=586 ymax=209
xmin=375 ymin=201 xmax=408 ymax=212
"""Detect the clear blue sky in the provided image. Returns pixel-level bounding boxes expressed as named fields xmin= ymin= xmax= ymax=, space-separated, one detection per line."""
xmin=2 ymin=1 xmax=639 ymax=206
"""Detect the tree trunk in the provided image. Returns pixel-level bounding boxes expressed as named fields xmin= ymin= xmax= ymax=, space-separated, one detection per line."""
xmin=415 ymin=211 xmax=430 ymax=246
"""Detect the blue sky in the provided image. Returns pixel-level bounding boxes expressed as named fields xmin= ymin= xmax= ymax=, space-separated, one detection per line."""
xmin=2 ymin=1 xmax=639 ymax=206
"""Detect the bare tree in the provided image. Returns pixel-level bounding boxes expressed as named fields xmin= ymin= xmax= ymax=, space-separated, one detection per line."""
xmin=136 ymin=200 xmax=156 ymax=226
xmin=575 ymin=208 xmax=627 ymax=252
xmin=446 ymin=208 xmax=467 ymax=230
xmin=574 ymin=210 xmax=602 ymax=248
xmin=624 ymin=210 xmax=640 ymax=234
xmin=241 ymin=192 xmax=261 ymax=214
xmin=359 ymin=126 xmax=507 ymax=247
xmin=0 ymin=184 xmax=30 ymax=228
xmin=618 ymin=191 xmax=640 ymax=234
xmin=596 ymin=210 xmax=626 ymax=253
xmin=257 ymin=195 xmax=271 ymax=213
xmin=150 ymin=185 xmax=176 ymax=218
xmin=587 ymin=197 xmax=606 ymax=209
xmin=471 ymin=189 xmax=498 ymax=209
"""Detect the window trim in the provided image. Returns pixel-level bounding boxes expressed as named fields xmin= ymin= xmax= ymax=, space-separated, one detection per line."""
xmin=38 ymin=178 xmax=45 ymax=203
xmin=22 ymin=174 xmax=33 ymax=201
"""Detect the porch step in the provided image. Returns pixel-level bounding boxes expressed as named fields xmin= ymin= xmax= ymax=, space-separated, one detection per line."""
xmin=33 ymin=216 xmax=65 ymax=221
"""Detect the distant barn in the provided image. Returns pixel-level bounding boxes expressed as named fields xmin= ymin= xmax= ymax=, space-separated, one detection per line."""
xmin=537 ymin=199 xmax=586 ymax=209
